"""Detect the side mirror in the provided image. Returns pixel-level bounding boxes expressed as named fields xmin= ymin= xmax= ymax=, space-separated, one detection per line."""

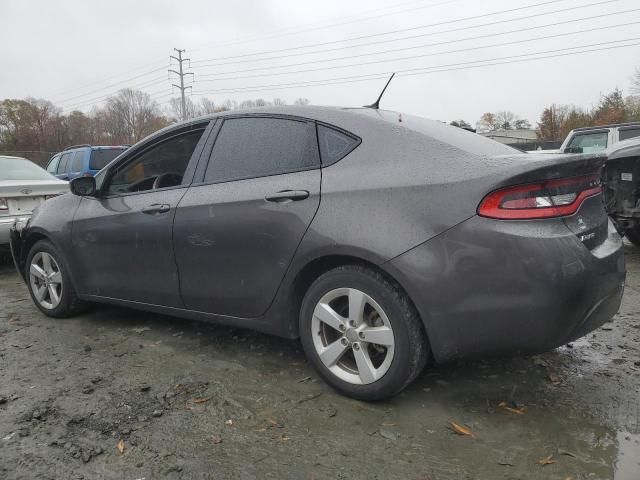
xmin=70 ymin=176 xmax=97 ymax=197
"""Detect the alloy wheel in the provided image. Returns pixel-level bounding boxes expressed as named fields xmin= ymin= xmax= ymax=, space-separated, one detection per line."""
xmin=311 ymin=287 xmax=395 ymax=385
xmin=29 ymin=251 xmax=63 ymax=310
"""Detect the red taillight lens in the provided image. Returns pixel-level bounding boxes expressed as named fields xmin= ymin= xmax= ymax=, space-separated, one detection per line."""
xmin=478 ymin=174 xmax=601 ymax=220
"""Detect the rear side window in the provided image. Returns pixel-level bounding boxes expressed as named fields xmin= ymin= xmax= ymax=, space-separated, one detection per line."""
xmin=71 ymin=151 xmax=84 ymax=172
xmin=317 ymin=124 xmax=360 ymax=165
xmin=204 ymin=117 xmax=319 ymax=183
xmin=620 ymin=128 xmax=640 ymax=142
xmin=567 ymin=132 xmax=608 ymax=153
xmin=57 ymin=152 xmax=73 ymax=173
xmin=47 ymin=155 xmax=60 ymax=173
xmin=90 ymin=148 xmax=127 ymax=170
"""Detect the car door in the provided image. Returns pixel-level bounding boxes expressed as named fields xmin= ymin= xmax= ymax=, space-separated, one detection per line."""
xmin=46 ymin=154 xmax=61 ymax=175
xmin=55 ymin=152 xmax=73 ymax=180
xmin=174 ymin=116 xmax=321 ymax=317
xmin=71 ymin=123 xmax=212 ymax=306
xmin=67 ymin=150 xmax=86 ymax=180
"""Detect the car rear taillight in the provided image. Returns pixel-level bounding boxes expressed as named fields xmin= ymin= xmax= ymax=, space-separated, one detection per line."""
xmin=478 ymin=174 xmax=602 ymax=220
xmin=0 ymin=197 xmax=7 ymax=211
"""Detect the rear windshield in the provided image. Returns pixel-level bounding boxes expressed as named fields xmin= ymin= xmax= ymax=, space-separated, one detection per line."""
xmin=372 ymin=110 xmax=519 ymax=156
xmin=90 ymin=148 xmax=127 ymax=170
xmin=0 ymin=157 xmax=55 ymax=181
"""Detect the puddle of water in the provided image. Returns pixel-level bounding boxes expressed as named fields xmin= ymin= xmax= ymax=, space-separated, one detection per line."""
xmin=615 ymin=431 xmax=640 ymax=480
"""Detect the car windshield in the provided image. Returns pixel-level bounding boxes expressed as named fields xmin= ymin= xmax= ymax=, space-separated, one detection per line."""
xmin=0 ymin=157 xmax=55 ymax=181
xmin=89 ymin=148 xmax=127 ymax=171
xmin=567 ymin=132 xmax=609 ymax=153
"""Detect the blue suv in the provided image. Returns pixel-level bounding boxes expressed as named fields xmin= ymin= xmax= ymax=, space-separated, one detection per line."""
xmin=46 ymin=145 xmax=129 ymax=180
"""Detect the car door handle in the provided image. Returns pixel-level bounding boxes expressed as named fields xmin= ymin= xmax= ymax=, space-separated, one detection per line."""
xmin=265 ymin=190 xmax=310 ymax=202
xmin=141 ymin=203 xmax=171 ymax=214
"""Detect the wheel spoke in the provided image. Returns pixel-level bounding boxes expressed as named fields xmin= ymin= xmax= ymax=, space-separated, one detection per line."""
xmin=30 ymin=264 xmax=46 ymax=280
xmin=319 ymin=339 xmax=349 ymax=367
xmin=49 ymin=271 xmax=62 ymax=284
xmin=34 ymin=285 xmax=47 ymax=302
xmin=41 ymin=253 xmax=52 ymax=275
xmin=314 ymin=302 xmax=345 ymax=332
xmin=48 ymin=284 xmax=60 ymax=306
xmin=353 ymin=346 xmax=377 ymax=384
xmin=360 ymin=326 xmax=394 ymax=346
xmin=348 ymin=289 xmax=366 ymax=325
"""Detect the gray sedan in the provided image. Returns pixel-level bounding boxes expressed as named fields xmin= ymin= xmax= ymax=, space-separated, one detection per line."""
xmin=9 ymin=106 xmax=625 ymax=400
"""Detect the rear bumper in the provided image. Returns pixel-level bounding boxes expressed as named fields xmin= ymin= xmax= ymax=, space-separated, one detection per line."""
xmin=386 ymin=215 xmax=625 ymax=363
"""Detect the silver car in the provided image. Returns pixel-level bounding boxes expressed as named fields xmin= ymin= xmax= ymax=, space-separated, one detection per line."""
xmin=0 ymin=155 xmax=68 ymax=245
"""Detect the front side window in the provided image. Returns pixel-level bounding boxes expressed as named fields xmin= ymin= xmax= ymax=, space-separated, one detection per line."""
xmin=619 ymin=128 xmax=640 ymax=142
xmin=106 ymin=129 xmax=204 ymax=195
xmin=71 ymin=151 xmax=85 ymax=172
xmin=204 ymin=117 xmax=319 ymax=183
xmin=566 ymin=132 xmax=609 ymax=153
xmin=57 ymin=152 xmax=73 ymax=173
xmin=47 ymin=155 xmax=60 ymax=173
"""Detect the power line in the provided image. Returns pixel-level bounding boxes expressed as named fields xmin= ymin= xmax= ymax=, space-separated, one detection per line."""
xmin=191 ymin=0 xmax=584 ymax=66
xmin=46 ymin=61 xmax=168 ymax=100
xmin=192 ymin=21 xmax=640 ymax=84
xmin=196 ymin=3 xmax=637 ymax=70
xmin=190 ymin=0 xmax=464 ymax=52
xmin=61 ymin=77 xmax=170 ymax=111
xmin=191 ymin=37 xmax=640 ymax=95
xmin=54 ymin=68 xmax=169 ymax=105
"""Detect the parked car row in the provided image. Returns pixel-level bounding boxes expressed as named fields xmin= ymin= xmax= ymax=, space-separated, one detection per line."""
xmin=7 ymin=106 xmax=627 ymax=400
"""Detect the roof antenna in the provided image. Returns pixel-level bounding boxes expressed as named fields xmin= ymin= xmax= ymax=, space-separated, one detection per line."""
xmin=364 ymin=73 xmax=396 ymax=109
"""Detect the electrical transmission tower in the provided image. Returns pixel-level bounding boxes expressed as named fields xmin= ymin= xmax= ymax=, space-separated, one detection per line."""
xmin=168 ymin=48 xmax=194 ymax=121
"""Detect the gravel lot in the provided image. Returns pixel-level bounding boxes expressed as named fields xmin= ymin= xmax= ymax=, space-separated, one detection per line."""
xmin=1 ymin=245 xmax=639 ymax=480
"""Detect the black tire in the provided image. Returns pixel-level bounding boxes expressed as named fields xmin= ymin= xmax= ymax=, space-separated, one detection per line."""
xmin=299 ymin=265 xmax=429 ymax=401
xmin=625 ymin=227 xmax=640 ymax=247
xmin=25 ymin=240 xmax=86 ymax=318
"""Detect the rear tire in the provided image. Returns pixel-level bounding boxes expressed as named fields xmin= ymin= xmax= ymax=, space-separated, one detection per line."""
xmin=25 ymin=240 xmax=86 ymax=318
xmin=299 ymin=265 xmax=429 ymax=401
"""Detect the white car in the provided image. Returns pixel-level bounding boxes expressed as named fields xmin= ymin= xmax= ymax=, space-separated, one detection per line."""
xmin=0 ymin=155 xmax=69 ymax=245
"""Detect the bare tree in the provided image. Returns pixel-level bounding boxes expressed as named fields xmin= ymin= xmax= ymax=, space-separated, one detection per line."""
xmin=105 ymin=89 xmax=166 ymax=142
xmin=294 ymin=98 xmax=310 ymax=105
xmin=167 ymin=97 xmax=198 ymax=121
xmin=272 ymin=98 xmax=287 ymax=106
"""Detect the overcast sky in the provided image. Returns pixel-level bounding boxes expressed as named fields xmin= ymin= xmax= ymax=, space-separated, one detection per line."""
xmin=1 ymin=0 xmax=639 ymax=126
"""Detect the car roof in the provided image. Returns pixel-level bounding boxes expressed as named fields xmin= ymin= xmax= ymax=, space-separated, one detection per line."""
xmin=572 ymin=122 xmax=640 ymax=132
xmin=0 ymin=155 xmax=29 ymax=161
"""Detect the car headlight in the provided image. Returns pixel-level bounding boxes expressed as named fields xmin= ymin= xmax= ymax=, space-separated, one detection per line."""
xmin=0 ymin=197 xmax=7 ymax=211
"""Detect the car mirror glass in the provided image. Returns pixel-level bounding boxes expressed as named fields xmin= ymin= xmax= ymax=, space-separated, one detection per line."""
xmin=70 ymin=176 xmax=97 ymax=197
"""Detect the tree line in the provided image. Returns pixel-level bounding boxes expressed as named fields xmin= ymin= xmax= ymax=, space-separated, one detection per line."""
xmin=0 ymin=89 xmax=310 ymax=166
xmin=451 ymin=69 xmax=640 ymax=143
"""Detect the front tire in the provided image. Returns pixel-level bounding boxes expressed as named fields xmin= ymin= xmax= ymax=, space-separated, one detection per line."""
xmin=299 ymin=265 xmax=429 ymax=401
xmin=26 ymin=240 xmax=85 ymax=318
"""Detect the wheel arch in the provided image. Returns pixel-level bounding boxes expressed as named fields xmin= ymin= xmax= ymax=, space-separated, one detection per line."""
xmin=286 ymin=253 xmax=431 ymax=353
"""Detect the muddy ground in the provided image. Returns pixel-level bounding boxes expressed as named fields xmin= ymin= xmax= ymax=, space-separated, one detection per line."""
xmin=0 ymin=246 xmax=639 ymax=480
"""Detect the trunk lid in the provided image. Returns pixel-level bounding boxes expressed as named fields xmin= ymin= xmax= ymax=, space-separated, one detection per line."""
xmin=0 ymin=179 xmax=69 ymax=216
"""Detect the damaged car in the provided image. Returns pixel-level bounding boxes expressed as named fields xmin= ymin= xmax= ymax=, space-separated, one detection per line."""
xmin=9 ymin=106 xmax=626 ymax=400
xmin=602 ymin=137 xmax=640 ymax=245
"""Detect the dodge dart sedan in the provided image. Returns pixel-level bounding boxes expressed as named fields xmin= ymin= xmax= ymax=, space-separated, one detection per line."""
xmin=10 ymin=106 xmax=625 ymax=400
